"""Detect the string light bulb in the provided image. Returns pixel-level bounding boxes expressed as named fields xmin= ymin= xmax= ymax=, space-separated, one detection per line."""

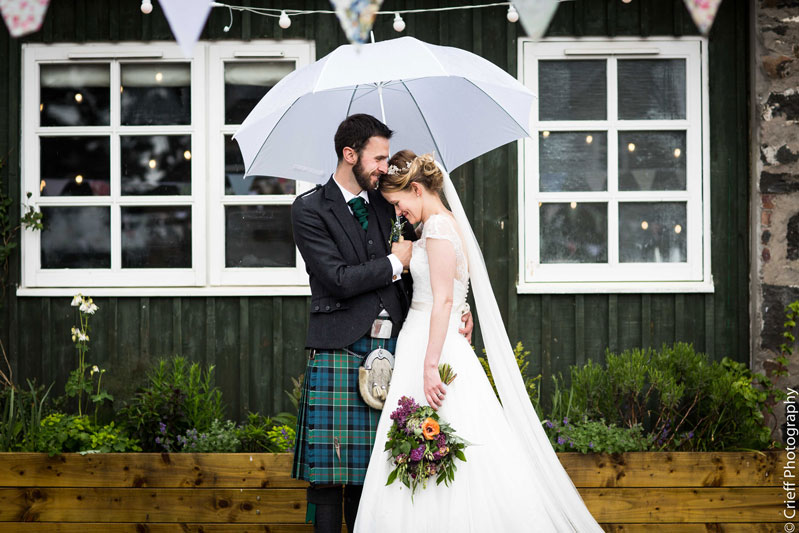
xmin=507 ymin=5 xmax=519 ymax=23
xmin=140 ymin=0 xmax=153 ymax=15
xmin=278 ymin=10 xmax=291 ymax=29
xmin=393 ymin=13 xmax=406 ymax=32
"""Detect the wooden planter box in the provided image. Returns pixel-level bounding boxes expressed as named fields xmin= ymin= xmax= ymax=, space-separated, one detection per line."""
xmin=0 ymin=451 xmax=784 ymax=532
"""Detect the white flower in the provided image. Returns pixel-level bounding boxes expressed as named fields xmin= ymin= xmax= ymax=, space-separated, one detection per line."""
xmin=80 ymin=298 xmax=98 ymax=315
xmin=71 ymin=326 xmax=78 ymax=342
xmin=71 ymin=294 xmax=83 ymax=307
xmin=77 ymin=330 xmax=89 ymax=342
xmin=91 ymin=365 xmax=100 ymax=376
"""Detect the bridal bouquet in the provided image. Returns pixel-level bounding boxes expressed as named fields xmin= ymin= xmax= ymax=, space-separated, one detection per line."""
xmin=384 ymin=364 xmax=468 ymax=498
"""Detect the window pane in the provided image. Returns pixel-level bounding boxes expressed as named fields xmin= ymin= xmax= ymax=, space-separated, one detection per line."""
xmin=40 ymin=64 xmax=109 ymax=127
xmin=225 ymin=205 xmax=295 ymax=267
xmin=539 ymin=60 xmax=606 ymax=121
xmin=40 ymin=206 xmax=110 ymax=268
xmin=619 ymin=131 xmax=686 ymax=191
xmin=121 ymin=206 xmax=192 ymax=268
xmin=539 ymin=131 xmax=607 ymax=192
xmin=121 ymin=63 xmax=190 ymax=125
xmin=619 ymin=202 xmax=686 ymax=263
xmin=121 ymin=135 xmax=192 ymax=195
xmin=40 ymin=137 xmax=110 ymax=196
xmin=225 ymin=61 xmax=295 ymax=124
xmin=618 ymin=59 xmax=686 ymax=120
xmin=540 ymin=203 xmax=607 ymax=263
xmin=224 ymin=135 xmax=295 ymax=195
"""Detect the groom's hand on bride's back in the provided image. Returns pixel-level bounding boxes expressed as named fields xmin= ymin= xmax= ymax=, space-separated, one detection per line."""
xmin=459 ymin=311 xmax=473 ymax=343
xmin=390 ymin=240 xmax=413 ymax=268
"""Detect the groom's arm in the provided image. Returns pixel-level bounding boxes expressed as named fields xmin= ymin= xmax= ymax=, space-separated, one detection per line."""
xmin=292 ymin=199 xmax=394 ymax=299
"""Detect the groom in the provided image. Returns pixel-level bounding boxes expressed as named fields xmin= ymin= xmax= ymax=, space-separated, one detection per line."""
xmin=291 ymin=114 xmax=415 ymax=533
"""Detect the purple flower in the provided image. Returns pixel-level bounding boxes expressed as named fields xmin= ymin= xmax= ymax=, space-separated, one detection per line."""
xmin=159 ymin=422 xmax=167 ymax=434
xmin=557 ymin=436 xmax=565 ymax=445
xmin=545 ymin=420 xmax=554 ymax=429
xmin=410 ymin=445 xmax=425 ymax=462
xmin=562 ymin=417 xmax=569 ymax=425
xmin=589 ymin=442 xmax=594 ymax=448
xmin=687 ymin=431 xmax=694 ymax=439
xmin=436 ymin=433 xmax=446 ymax=447
xmin=155 ymin=436 xmax=162 ymax=445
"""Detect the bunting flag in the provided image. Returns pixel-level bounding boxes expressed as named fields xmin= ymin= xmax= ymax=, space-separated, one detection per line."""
xmin=159 ymin=0 xmax=212 ymax=58
xmin=683 ymin=0 xmax=722 ymax=35
xmin=512 ymin=0 xmax=559 ymax=41
xmin=330 ymin=0 xmax=384 ymax=44
xmin=0 ymin=0 xmax=50 ymax=38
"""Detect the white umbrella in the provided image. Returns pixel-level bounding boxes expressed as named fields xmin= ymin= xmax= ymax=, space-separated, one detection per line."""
xmin=234 ymin=36 xmax=534 ymax=184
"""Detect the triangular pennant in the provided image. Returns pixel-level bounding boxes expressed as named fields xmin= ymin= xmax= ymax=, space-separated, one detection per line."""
xmin=0 ymin=0 xmax=49 ymax=38
xmin=330 ymin=0 xmax=384 ymax=45
xmin=159 ymin=0 xmax=212 ymax=58
xmin=683 ymin=0 xmax=722 ymax=35
xmin=513 ymin=0 xmax=559 ymax=41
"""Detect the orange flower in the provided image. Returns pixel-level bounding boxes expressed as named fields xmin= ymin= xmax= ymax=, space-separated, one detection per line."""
xmin=421 ymin=418 xmax=440 ymax=440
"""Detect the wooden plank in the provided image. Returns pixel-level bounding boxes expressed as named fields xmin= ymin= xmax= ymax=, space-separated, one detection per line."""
xmin=580 ymin=487 xmax=781 ymax=523
xmin=0 ymin=454 xmax=306 ymax=489
xmin=0 ymin=488 xmax=307 ymax=523
xmin=3 ymin=452 xmax=781 ymax=489
xmin=0 ymin=486 xmax=781 ymax=525
xmin=1 ymin=519 xmax=786 ymax=533
xmin=558 ymin=451 xmax=784 ymax=488
xmin=7 ymin=525 xmax=314 ymax=533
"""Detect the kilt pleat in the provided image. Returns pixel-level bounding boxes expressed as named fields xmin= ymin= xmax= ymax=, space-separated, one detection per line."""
xmin=292 ymin=335 xmax=397 ymax=485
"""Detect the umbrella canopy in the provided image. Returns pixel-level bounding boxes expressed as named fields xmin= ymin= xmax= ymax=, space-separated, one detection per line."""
xmin=234 ymin=36 xmax=534 ymax=184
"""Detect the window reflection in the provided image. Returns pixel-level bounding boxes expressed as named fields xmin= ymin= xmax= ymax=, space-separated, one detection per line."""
xmin=618 ymin=59 xmax=686 ymax=120
xmin=40 ymin=64 xmax=110 ymax=127
xmin=539 ymin=131 xmax=607 ymax=192
xmin=539 ymin=60 xmax=607 ymax=121
xmin=224 ymin=135 xmax=295 ymax=195
xmin=40 ymin=137 xmax=110 ymax=196
xmin=40 ymin=206 xmax=110 ymax=268
xmin=619 ymin=202 xmax=686 ymax=263
xmin=121 ymin=135 xmax=191 ymax=195
xmin=121 ymin=63 xmax=190 ymax=125
xmin=618 ymin=131 xmax=687 ymax=191
xmin=224 ymin=61 xmax=295 ymax=124
xmin=121 ymin=206 xmax=192 ymax=268
xmin=540 ymin=203 xmax=607 ymax=263
xmin=225 ymin=205 xmax=294 ymax=267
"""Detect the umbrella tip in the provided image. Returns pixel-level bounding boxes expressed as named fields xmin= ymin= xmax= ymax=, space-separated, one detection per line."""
xmin=370 ymin=30 xmax=375 ymax=44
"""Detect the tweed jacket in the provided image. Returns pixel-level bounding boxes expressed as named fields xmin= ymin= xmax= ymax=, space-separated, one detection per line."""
xmin=291 ymin=177 xmax=415 ymax=349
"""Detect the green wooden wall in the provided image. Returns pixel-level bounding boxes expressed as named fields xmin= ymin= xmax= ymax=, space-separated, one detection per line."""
xmin=0 ymin=0 xmax=750 ymax=419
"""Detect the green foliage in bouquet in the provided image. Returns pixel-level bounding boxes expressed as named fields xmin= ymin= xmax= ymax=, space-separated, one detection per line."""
xmin=119 ymin=356 xmax=224 ymax=452
xmin=385 ymin=396 xmax=468 ymax=499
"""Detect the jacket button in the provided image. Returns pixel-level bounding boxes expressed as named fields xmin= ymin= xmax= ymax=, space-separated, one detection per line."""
xmin=368 ymin=239 xmax=373 ymax=245
xmin=379 ymin=302 xmax=384 ymax=308
xmin=335 ymin=302 xmax=341 ymax=308
xmin=325 ymin=305 xmax=330 ymax=311
xmin=314 ymin=305 xmax=320 ymax=311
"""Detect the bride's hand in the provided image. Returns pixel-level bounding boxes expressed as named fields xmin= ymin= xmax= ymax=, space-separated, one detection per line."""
xmin=424 ymin=365 xmax=447 ymax=410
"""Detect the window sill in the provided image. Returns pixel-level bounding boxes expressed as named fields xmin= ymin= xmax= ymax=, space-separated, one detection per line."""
xmin=16 ymin=285 xmax=312 ymax=298
xmin=516 ymin=279 xmax=715 ymax=294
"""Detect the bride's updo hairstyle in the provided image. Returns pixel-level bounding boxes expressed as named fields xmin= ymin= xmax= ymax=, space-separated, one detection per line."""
xmin=380 ymin=151 xmax=444 ymax=195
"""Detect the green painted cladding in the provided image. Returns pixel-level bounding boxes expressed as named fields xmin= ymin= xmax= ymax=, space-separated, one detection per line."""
xmin=0 ymin=0 xmax=749 ymax=419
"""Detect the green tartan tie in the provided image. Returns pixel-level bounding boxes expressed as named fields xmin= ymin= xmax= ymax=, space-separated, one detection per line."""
xmin=347 ymin=197 xmax=369 ymax=230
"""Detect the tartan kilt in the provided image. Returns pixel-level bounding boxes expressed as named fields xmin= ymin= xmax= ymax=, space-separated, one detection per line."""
xmin=292 ymin=335 xmax=397 ymax=485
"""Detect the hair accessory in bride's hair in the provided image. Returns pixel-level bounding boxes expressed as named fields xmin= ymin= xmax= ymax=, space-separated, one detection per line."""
xmin=387 ymin=164 xmax=401 ymax=176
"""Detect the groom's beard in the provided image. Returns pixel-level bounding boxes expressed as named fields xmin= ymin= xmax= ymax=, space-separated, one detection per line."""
xmin=353 ymin=156 xmax=379 ymax=191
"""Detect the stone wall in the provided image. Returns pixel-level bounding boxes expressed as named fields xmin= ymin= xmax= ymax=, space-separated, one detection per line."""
xmin=752 ymin=0 xmax=799 ymax=440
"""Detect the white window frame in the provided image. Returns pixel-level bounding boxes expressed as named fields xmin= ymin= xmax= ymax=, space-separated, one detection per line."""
xmin=19 ymin=41 xmax=315 ymax=297
xmin=517 ymin=37 xmax=713 ymax=294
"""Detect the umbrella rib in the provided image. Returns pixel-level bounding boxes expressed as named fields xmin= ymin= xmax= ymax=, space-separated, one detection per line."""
xmin=242 ymin=96 xmax=303 ymax=176
xmin=345 ymin=84 xmax=359 ymax=118
xmin=398 ymin=79 xmax=448 ymax=171
xmin=462 ymin=78 xmax=531 ymax=137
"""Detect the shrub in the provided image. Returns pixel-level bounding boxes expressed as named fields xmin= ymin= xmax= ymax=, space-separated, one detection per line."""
xmin=0 ymin=380 xmax=53 ymax=451
xmin=238 ymin=412 xmax=297 ymax=453
xmin=119 ymin=356 xmax=224 ymax=452
xmin=544 ymin=416 xmax=651 ymax=454
xmin=177 ymin=419 xmax=241 ymax=453
xmin=35 ymin=413 xmax=140 ymax=455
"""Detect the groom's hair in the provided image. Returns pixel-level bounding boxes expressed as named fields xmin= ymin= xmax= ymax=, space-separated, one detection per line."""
xmin=334 ymin=114 xmax=393 ymax=162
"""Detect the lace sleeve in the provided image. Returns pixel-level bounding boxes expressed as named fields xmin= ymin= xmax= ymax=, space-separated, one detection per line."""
xmin=422 ymin=214 xmax=459 ymax=245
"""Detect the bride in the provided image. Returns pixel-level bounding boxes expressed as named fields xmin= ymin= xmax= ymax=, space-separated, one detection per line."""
xmin=354 ymin=151 xmax=603 ymax=532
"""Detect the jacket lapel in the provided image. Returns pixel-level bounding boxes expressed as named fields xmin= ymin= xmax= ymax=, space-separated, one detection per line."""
xmin=369 ymin=189 xmax=393 ymax=252
xmin=324 ymin=178 xmax=368 ymax=263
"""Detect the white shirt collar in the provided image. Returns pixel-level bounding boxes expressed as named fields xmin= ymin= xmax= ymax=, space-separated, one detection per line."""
xmin=333 ymin=177 xmax=369 ymax=204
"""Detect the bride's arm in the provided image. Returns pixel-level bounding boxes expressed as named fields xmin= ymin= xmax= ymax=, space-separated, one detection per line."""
xmin=423 ymin=237 xmax=457 ymax=410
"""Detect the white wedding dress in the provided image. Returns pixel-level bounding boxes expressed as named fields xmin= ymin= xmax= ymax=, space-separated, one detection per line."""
xmin=354 ymin=212 xmax=603 ymax=532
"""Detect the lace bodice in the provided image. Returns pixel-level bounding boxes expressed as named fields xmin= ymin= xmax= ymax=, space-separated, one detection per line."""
xmin=410 ymin=213 xmax=469 ymax=309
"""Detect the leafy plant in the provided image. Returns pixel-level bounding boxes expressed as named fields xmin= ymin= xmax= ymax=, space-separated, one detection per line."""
xmin=119 ymin=356 xmax=224 ymax=451
xmin=285 ymin=373 xmax=304 ymax=412
xmin=0 ymin=380 xmax=53 ymax=451
xmin=35 ymin=413 xmax=140 ymax=456
xmin=238 ymin=412 xmax=297 ymax=453
xmin=544 ymin=416 xmax=651 ymax=454
xmin=479 ymin=341 xmax=541 ymax=406
xmin=177 ymin=419 xmax=241 ymax=453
